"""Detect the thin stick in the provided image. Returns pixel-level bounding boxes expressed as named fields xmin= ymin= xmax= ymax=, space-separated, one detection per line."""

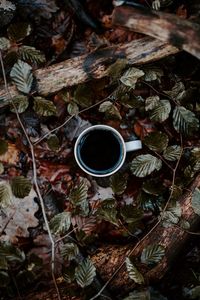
xmin=0 ymin=51 xmax=61 ymax=300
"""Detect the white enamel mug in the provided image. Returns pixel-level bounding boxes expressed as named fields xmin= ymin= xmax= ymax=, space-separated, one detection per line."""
xmin=74 ymin=125 xmax=142 ymax=177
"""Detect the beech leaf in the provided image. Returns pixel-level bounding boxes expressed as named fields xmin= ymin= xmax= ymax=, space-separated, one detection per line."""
xmin=33 ymin=97 xmax=57 ymax=116
xmin=173 ymin=106 xmax=199 ymax=135
xmin=141 ymin=244 xmax=165 ymax=265
xmin=191 ymin=188 xmax=200 ymax=216
xmin=19 ymin=46 xmax=46 ymax=65
xmin=161 ymin=202 xmax=181 ymax=228
xmin=120 ymin=67 xmax=144 ymax=88
xmin=11 ymin=176 xmax=32 ymax=198
xmin=75 ymin=258 xmax=96 ymax=288
xmin=0 ymin=37 xmax=11 ymax=51
xmin=10 ymin=95 xmax=29 ymax=114
xmin=163 ymin=145 xmax=182 ymax=161
xmin=61 ymin=243 xmax=79 ymax=261
xmin=50 ymin=212 xmax=71 ymax=235
xmin=0 ymin=181 xmax=13 ymax=208
xmin=7 ymin=23 xmax=31 ymax=42
xmin=150 ymin=100 xmax=171 ymax=122
xmin=130 ymin=154 xmax=162 ymax=177
xmin=110 ymin=172 xmax=127 ymax=195
xmin=69 ymin=180 xmax=88 ymax=206
xmin=143 ymin=131 xmax=169 ymax=152
xmin=125 ymin=257 xmax=144 ymax=284
xmin=10 ymin=60 xmax=33 ymax=94
xmin=145 ymin=96 xmax=160 ymax=111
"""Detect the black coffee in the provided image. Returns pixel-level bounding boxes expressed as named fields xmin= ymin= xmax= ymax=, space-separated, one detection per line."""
xmin=78 ymin=129 xmax=122 ymax=173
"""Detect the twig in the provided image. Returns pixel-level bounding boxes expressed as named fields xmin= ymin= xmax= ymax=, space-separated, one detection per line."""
xmin=89 ymin=136 xmax=184 ymax=300
xmin=174 ymin=224 xmax=200 ymax=236
xmin=0 ymin=209 xmax=16 ymax=236
xmin=0 ymin=51 xmax=61 ymax=300
xmin=154 ymin=151 xmax=174 ymax=171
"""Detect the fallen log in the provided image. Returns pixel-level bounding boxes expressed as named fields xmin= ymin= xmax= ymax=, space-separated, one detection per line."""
xmin=0 ymin=37 xmax=178 ymax=107
xmin=90 ymin=174 xmax=200 ymax=295
xmin=112 ymin=5 xmax=200 ymax=60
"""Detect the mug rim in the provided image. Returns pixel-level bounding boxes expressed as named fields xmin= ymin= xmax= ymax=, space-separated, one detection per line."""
xmin=74 ymin=125 xmax=126 ymax=177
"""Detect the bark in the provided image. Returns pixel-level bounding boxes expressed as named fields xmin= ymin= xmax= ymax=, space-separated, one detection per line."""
xmin=90 ymin=174 xmax=200 ymax=295
xmin=112 ymin=6 xmax=200 ymax=60
xmin=0 ymin=37 xmax=178 ymax=107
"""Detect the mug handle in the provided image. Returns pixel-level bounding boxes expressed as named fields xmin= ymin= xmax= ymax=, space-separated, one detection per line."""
xmin=125 ymin=140 xmax=142 ymax=152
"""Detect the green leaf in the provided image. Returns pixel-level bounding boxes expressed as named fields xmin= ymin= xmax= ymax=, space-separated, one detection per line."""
xmin=10 ymin=95 xmax=29 ymax=113
xmin=145 ymin=96 xmax=160 ymax=111
xmin=107 ymin=58 xmax=127 ymax=81
xmin=63 ymin=265 xmax=75 ymax=283
xmin=33 ymin=97 xmax=57 ymax=116
xmin=141 ymin=244 xmax=165 ymax=265
xmin=130 ymin=154 xmax=162 ymax=178
xmin=0 ymin=163 xmax=4 ymax=175
xmin=163 ymin=145 xmax=182 ymax=161
xmin=99 ymin=101 xmax=122 ymax=120
xmin=75 ymin=258 xmax=96 ymax=288
xmin=11 ymin=176 xmax=32 ymax=198
xmin=19 ymin=46 xmax=46 ymax=64
xmin=47 ymin=135 xmax=60 ymax=151
xmin=50 ymin=212 xmax=71 ymax=235
xmin=110 ymin=172 xmax=127 ymax=195
xmin=0 ymin=139 xmax=8 ymax=155
xmin=69 ymin=179 xmax=88 ymax=206
xmin=74 ymin=84 xmax=94 ymax=108
xmin=0 ymin=181 xmax=13 ymax=208
xmin=125 ymin=257 xmax=144 ymax=284
xmin=191 ymin=188 xmax=200 ymax=216
xmin=120 ymin=205 xmax=142 ymax=224
xmin=120 ymin=67 xmax=144 ymax=88
xmin=173 ymin=106 xmax=199 ymax=135
xmin=123 ymin=290 xmax=150 ymax=300
xmin=98 ymin=198 xmax=118 ymax=226
xmin=10 ymin=60 xmax=33 ymax=94
xmin=142 ymin=179 xmax=164 ymax=196
xmin=150 ymin=100 xmax=171 ymax=122
xmin=0 ymin=242 xmax=25 ymax=263
xmin=67 ymin=102 xmax=79 ymax=115
xmin=61 ymin=243 xmax=79 ymax=261
xmin=161 ymin=202 xmax=181 ymax=228
xmin=0 ymin=37 xmax=11 ymax=51
xmin=0 ymin=271 xmax=10 ymax=287
xmin=7 ymin=22 xmax=31 ymax=42
xmin=143 ymin=132 xmax=169 ymax=152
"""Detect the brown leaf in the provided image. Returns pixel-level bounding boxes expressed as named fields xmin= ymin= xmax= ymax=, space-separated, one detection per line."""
xmin=0 ymin=143 xmax=20 ymax=165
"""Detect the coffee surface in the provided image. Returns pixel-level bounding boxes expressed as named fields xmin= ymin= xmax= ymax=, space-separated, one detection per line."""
xmin=79 ymin=129 xmax=121 ymax=172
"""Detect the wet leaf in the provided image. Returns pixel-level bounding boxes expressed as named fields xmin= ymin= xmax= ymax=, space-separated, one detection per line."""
xmin=0 ymin=271 xmax=10 ymax=287
xmin=0 ymin=163 xmax=4 ymax=175
xmin=67 ymin=101 xmax=79 ymax=116
xmin=120 ymin=205 xmax=142 ymax=224
xmin=99 ymin=101 xmax=122 ymax=120
xmin=143 ymin=131 xmax=169 ymax=152
xmin=0 ymin=181 xmax=13 ymax=208
xmin=141 ymin=244 xmax=165 ymax=265
xmin=145 ymin=96 xmax=160 ymax=111
xmin=0 ymin=242 xmax=25 ymax=263
xmin=7 ymin=22 xmax=31 ymax=42
xmin=110 ymin=172 xmax=127 ymax=195
xmin=19 ymin=46 xmax=46 ymax=65
xmin=11 ymin=176 xmax=32 ymax=198
xmin=10 ymin=60 xmax=33 ymax=94
xmin=173 ymin=106 xmax=199 ymax=135
xmin=69 ymin=180 xmax=88 ymax=206
xmin=125 ymin=257 xmax=144 ymax=284
xmin=50 ymin=212 xmax=71 ymax=235
xmin=191 ymin=188 xmax=200 ymax=216
xmin=0 ymin=37 xmax=11 ymax=51
xmin=161 ymin=202 xmax=181 ymax=228
xmin=0 ymin=139 xmax=8 ymax=155
xmin=123 ymin=290 xmax=150 ymax=300
xmin=120 ymin=67 xmax=144 ymax=88
xmin=10 ymin=95 xmax=29 ymax=113
xmin=163 ymin=145 xmax=182 ymax=161
xmin=98 ymin=198 xmax=118 ymax=226
xmin=75 ymin=258 xmax=96 ymax=288
xmin=150 ymin=100 xmax=171 ymax=122
xmin=33 ymin=97 xmax=57 ymax=116
xmin=61 ymin=243 xmax=79 ymax=261
xmin=142 ymin=179 xmax=164 ymax=196
xmin=47 ymin=135 xmax=60 ymax=151
xmin=130 ymin=154 xmax=162 ymax=177
xmin=74 ymin=84 xmax=94 ymax=108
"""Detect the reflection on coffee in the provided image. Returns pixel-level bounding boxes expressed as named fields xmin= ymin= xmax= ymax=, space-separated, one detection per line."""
xmin=78 ymin=129 xmax=122 ymax=172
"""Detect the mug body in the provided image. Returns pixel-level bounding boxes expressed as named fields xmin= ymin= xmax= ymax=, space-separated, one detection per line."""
xmin=74 ymin=125 xmax=126 ymax=177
